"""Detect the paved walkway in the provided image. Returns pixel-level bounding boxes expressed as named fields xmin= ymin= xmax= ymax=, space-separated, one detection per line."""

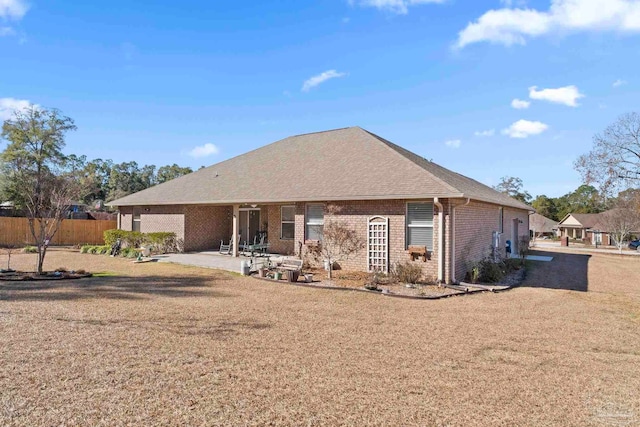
xmin=153 ymin=251 xmax=285 ymax=273
xmin=532 ymin=241 xmax=640 ymax=256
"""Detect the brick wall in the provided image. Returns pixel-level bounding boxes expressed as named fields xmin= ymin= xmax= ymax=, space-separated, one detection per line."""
xmin=119 ymin=207 xmax=133 ymax=231
xmin=265 ymin=205 xmax=295 ymax=255
xmin=139 ymin=205 xmax=186 ymax=240
xmin=452 ymin=201 xmax=529 ymax=282
xmin=184 ymin=205 xmax=232 ymax=251
xmin=294 ymin=200 xmax=439 ymax=282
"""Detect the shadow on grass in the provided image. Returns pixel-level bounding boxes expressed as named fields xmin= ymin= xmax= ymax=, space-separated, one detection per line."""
xmin=521 ymin=249 xmax=590 ymax=292
xmin=0 ymin=274 xmax=231 ymax=301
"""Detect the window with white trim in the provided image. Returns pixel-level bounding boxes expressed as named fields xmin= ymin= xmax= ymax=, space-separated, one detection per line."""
xmin=132 ymin=209 xmax=141 ymax=232
xmin=406 ymin=202 xmax=434 ymax=250
xmin=306 ymin=203 xmax=324 ymax=241
xmin=281 ymin=206 xmax=295 ymax=240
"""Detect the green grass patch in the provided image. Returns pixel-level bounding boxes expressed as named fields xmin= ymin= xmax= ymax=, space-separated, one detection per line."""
xmin=92 ymin=271 xmax=118 ymax=277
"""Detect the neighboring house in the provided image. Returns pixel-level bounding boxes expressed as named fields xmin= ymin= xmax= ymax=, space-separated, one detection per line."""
xmin=529 ymin=213 xmax=558 ymax=238
xmin=557 ymin=212 xmax=613 ymax=245
xmin=109 ymin=127 xmax=532 ymax=284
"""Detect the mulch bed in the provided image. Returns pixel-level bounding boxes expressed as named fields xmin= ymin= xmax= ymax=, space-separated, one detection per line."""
xmin=253 ymin=265 xmax=528 ymax=298
xmin=0 ymin=270 xmax=92 ymax=281
xmin=253 ymin=269 xmax=467 ymax=298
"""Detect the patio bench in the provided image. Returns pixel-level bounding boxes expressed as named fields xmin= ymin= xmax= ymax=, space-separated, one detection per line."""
xmin=279 ymin=257 xmax=303 ymax=271
xmin=278 ymin=257 xmax=303 ymax=282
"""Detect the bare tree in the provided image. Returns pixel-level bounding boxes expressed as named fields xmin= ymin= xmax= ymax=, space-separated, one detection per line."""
xmin=1 ymin=245 xmax=16 ymax=272
xmin=306 ymin=205 xmax=365 ymax=280
xmin=1 ymin=106 xmax=84 ymax=274
xmin=575 ymin=112 xmax=640 ymax=197
xmin=529 ymin=214 xmax=547 ymax=243
xmin=599 ymin=199 xmax=640 ymax=253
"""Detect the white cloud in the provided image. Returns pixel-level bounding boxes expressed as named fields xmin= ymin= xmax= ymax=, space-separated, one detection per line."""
xmin=613 ymin=78 xmax=628 ymax=87
xmin=349 ymin=0 xmax=446 ymax=15
xmin=456 ymin=0 xmax=640 ymax=48
xmin=301 ymin=70 xmax=347 ymax=92
xmin=0 ymin=97 xmax=34 ymax=120
xmin=511 ymin=98 xmax=530 ymax=109
xmin=444 ymin=139 xmax=461 ymax=148
xmin=474 ymin=129 xmax=495 ymax=137
xmin=529 ymin=85 xmax=584 ymax=107
xmin=188 ymin=143 xmax=219 ymax=158
xmin=0 ymin=0 xmax=28 ymax=20
xmin=502 ymin=119 xmax=549 ymax=138
xmin=0 ymin=26 xmax=15 ymax=36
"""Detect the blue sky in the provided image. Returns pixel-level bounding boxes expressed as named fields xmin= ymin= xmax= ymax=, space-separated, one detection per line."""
xmin=2 ymin=0 xmax=640 ymax=198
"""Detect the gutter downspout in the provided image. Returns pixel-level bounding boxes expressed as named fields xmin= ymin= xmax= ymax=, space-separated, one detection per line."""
xmin=451 ymin=198 xmax=471 ymax=284
xmin=434 ymin=197 xmax=444 ymax=284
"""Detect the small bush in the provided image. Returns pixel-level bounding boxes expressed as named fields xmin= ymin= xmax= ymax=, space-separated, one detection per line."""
xmin=55 ymin=267 xmax=67 ymax=272
xmin=22 ymin=246 xmax=37 ymax=253
xmin=97 ymin=245 xmax=111 ymax=255
xmin=474 ymin=256 xmax=522 ymax=284
xmin=127 ymin=250 xmax=140 ymax=259
xmin=80 ymin=245 xmax=92 ymax=254
xmin=75 ymin=269 xmax=86 ymax=275
xmin=391 ymin=261 xmax=423 ymax=284
xmin=103 ymin=229 xmax=129 ymax=246
xmin=87 ymin=246 xmax=98 ymax=254
xmin=477 ymin=258 xmax=505 ymax=283
xmin=104 ymin=229 xmax=180 ymax=253
xmin=146 ymin=232 xmax=176 ymax=253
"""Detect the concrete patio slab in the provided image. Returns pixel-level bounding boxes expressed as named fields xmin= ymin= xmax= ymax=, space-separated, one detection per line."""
xmin=153 ymin=251 xmax=284 ymax=274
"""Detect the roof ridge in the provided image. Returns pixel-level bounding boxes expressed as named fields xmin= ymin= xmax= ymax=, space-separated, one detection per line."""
xmin=289 ymin=126 xmax=354 ymax=139
xmin=360 ymin=129 xmax=462 ymax=195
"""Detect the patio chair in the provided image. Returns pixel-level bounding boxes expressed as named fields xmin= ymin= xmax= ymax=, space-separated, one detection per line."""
xmin=219 ymin=238 xmax=233 ymax=255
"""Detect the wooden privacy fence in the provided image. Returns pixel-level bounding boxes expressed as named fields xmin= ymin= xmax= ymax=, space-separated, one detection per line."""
xmin=0 ymin=218 xmax=116 ymax=247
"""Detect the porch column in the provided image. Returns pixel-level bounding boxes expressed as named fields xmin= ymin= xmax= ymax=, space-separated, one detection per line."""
xmin=232 ymin=204 xmax=239 ymax=257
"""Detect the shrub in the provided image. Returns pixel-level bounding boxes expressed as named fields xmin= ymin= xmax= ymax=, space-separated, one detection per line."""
xmin=103 ymin=229 xmax=129 ymax=247
xmin=145 ymin=232 xmax=175 ymax=253
xmin=391 ymin=261 xmax=423 ymax=284
xmin=80 ymin=245 xmax=92 ymax=254
xmin=126 ymin=250 xmax=140 ymax=258
xmin=95 ymin=245 xmax=108 ymax=255
xmin=55 ymin=267 xmax=67 ymax=272
xmin=75 ymin=269 xmax=86 ymax=275
xmin=22 ymin=246 xmax=37 ymax=253
xmin=474 ymin=256 xmax=523 ymax=284
xmin=104 ymin=229 xmax=181 ymax=253
xmin=477 ymin=258 xmax=505 ymax=283
xmin=87 ymin=246 xmax=98 ymax=254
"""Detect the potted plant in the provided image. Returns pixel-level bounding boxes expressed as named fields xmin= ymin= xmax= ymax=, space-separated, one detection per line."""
xmin=258 ymin=266 xmax=268 ymax=278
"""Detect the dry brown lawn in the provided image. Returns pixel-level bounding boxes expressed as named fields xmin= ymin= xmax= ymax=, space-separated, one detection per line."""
xmin=1 ymin=247 xmax=639 ymax=426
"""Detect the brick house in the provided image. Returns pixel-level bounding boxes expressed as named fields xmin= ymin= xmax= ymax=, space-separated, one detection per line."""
xmin=109 ymin=127 xmax=532 ymax=284
xmin=557 ymin=212 xmax=615 ymax=245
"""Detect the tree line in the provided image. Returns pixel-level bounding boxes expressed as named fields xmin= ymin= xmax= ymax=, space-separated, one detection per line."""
xmin=494 ymin=176 xmax=613 ymax=222
xmin=62 ymin=156 xmax=194 ymax=205
xmin=494 ymin=112 xmax=640 ymax=223
xmin=0 ymin=106 xmax=194 ymax=273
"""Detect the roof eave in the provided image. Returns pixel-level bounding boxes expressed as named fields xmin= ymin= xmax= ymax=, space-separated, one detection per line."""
xmin=108 ymin=193 xmax=471 ymax=207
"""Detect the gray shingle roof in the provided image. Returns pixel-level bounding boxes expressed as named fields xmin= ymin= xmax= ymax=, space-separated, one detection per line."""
xmin=109 ymin=127 xmax=532 ymax=210
xmin=560 ymin=213 xmax=602 ymax=228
